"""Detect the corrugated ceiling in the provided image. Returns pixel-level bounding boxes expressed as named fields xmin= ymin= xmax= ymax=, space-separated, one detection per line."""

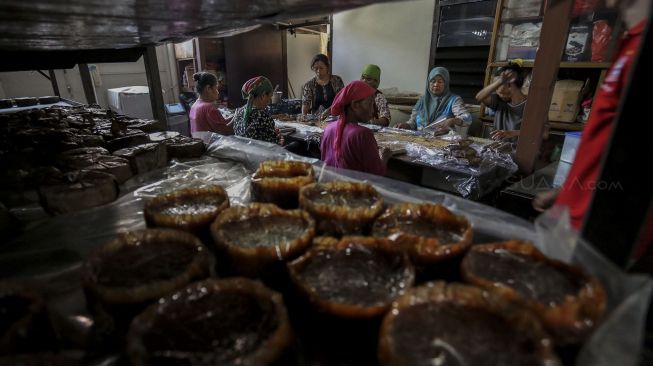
xmin=0 ymin=0 xmax=400 ymax=51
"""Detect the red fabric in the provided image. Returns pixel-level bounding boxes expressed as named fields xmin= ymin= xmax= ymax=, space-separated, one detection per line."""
xmin=321 ymin=122 xmax=386 ymax=176
xmin=189 ymin=99 xmax=230 ymax=134
xmin=330 ymin=80 xmax=376 ymax=160
xmin=555 ymin=21 xmax=645 ymax=229
xmin=241 ymin=76 xmax=267 ymax=97
xmin=592 ymin=20 xmax=612 ymax=62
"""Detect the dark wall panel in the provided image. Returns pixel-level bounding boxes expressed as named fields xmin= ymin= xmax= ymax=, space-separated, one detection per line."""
xmin=225 ymin=25 xmax=286 ymax=108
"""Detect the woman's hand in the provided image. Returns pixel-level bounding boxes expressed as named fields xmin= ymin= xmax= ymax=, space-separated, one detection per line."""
xmin=379 ymin=147 xmax=394 ymax=163
xmin=438 ymin=118 xmax=462 ymax=128
xmin=275 ymin=128 xmax=285 ymax=145
xmin=533 ymin=189 xmax=559 ymax=212
xmin=491 ymin=129 xmax=519 ymax=140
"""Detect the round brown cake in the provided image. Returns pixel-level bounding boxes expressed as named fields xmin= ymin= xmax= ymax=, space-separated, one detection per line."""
xmin=82 ymin=229 xmax=212 ymax=306
xmin=372 ymin=203 xmax=473 ymax=264
xmin=127 ymin=278 xmax=291 ymax=366
xmin=251 ymin=160 xmax=315 ymax=209
xmin=144 ymin=185 xmax=230 ymax=233
xmin=461 ymin=240 xmax=606 ymax=344
xmin=210 ymin=203 xmax=315 ymax=277
xmin=379 ymin=281 xmax=560 ymax=366
xmin=288 ymin=236 xmax=415 ymax=318
xmin=299 ymin=181 xmax=384 ymax=236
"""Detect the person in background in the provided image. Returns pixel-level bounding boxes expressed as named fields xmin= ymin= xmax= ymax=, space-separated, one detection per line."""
xmin=475 ymin=59 xmax=527 ymax=141
xmin=397 ymin=67 xmax=471 ymax=131
xmin=233 ymin=76 xmax=283 ymax=145
xmin=533 ymin=0 xmax=649 ymax=230
xmin=360 ymin=64 xmax=391 ymax=127
xmin=321 ymin=81 xmax=393 ymax=176
xmin=189 ymin=72 xmax=233 ymax=135
xmin=301 ymin=54 xmax=345 ymax=117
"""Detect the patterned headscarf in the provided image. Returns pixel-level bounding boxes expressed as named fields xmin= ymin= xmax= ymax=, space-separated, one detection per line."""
xmin=361 ymin=64 xmax=381 ymax=89
xmin=241 ymin=76 xmax=273 ymax=127
xmin=330 ymin=80 xmax=376 ymax=161
xmin=414 ymin=67 xmax=454 ymax=126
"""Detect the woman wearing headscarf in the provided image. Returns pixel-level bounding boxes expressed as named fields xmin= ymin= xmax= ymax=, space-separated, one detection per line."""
xmin=321 ymin=81 xmax=392 ymax=176
xmin=233 ymin=76 xmax=283 ymax=145
xmin=360 ymin=64 xmax=391 ymax=127
xmin=397 ymin=67 xmax=471 ymax=131
xmin=301 ymin=54 xmax=345 ymax=116
xmin=189 ymin=72 xmax=233 ymax=135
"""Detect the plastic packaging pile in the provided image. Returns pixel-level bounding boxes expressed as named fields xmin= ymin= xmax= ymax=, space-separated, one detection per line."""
xmin=1 ymin=133 xmax=650 ymax=366
xmin=268 ymin=121 xmax=517 ymax=198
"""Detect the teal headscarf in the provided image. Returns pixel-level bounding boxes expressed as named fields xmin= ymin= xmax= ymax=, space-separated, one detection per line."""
xmin=241 ymin=76 xmax=273 ymax=127
xmin=414 ymin=67 xmax=454 ymax=126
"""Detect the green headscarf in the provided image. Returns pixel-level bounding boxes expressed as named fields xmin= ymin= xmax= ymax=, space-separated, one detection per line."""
xmin=361 ymin=64 xmax=381 ymax=89
xmin=241 ymin=76 xmax=273 ymax=127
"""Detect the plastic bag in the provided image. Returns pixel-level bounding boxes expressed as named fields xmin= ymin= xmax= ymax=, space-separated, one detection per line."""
xmin=592 ymin=20 xmax=612 ymax=62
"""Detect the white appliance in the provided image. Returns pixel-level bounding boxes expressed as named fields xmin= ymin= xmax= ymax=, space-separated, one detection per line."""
xmin=107 ymin=86 xmax=153 ymax=119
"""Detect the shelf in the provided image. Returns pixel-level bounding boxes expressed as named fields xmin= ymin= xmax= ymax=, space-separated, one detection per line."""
xmin=500 ymin=15 xmax=542 ymax=24
xmin=176 ymin=57 xmax=195 ymax=61
xmin=481 ymin=116 xmax=585 ymax=132
xmin=490 ymin=61 xmax=611 ymax=69
xmin=547 ymin=121 xmax=585 ymax=131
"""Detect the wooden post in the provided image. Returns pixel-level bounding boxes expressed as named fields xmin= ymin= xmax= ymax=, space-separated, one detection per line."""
xmin=480 ymin=0 xmax=505 ymax=118
xmin=194 ymin=38 xmax=205 ymax=72
xmin=143 ymin=45 xmax=167 ymax=127
xmin=48 ymin=70 xmax=60 ymax=97
xmin=78 ymin=63 xmax=97 ymax=104
xmin=514 ymin=0 xmax=574 ymax=174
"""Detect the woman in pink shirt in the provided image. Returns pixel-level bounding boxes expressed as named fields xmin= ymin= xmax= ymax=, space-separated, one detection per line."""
xmin=321 ymin=80 xmax=392 ymax=176
xmin=189 ymin=72 xmax=233 ymax=135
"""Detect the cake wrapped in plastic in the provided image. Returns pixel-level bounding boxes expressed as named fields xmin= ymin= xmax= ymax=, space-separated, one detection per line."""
xmin=82 ymin=228 xmax=212 ymax=336
xmin=287 ymin=236 xmax=415 ymax=319
xmin=127 ymin=278 xmax=291 ymax=366
xmin=379 ymin=281 xmax=560 ymax=366
xmin=372 ymin=203 xmax=473 ymax=264
xmin=299 ymin=181 xmax=384 ymax=236
xmin=461 ymin=240 xmax=606 ymax=344
xmin=210 ymin=203 xmax=315 ymax=277
xmin=144 ymin=185 xmax=229 ymax=233
xmin=251 ymin=160 xmax=315 ymax=209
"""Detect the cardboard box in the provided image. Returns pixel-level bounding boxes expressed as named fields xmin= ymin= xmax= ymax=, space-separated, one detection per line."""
xmin=548 ymin=79 xmax=586 ymax=122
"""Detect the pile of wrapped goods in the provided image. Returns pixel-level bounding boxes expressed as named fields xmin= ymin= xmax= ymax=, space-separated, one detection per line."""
xmin=0 ymin=104 xmax=205 ymax=215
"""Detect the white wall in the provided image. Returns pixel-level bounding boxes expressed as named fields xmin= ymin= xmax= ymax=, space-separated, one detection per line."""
xmin=0 ymin=44 xmax=178 ymax=108
xmin=332 ymin=0 xmax=435 ymax=94
xmin=286 ymin=33 xmax=322 ymax=99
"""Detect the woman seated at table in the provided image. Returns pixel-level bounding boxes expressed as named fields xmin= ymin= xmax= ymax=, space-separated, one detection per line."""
xmin=397 ymin=67 xmax=471 ymax=132
xmin=321 ymin=80 xmax=392 ymax=176
xmin=233 ymin=76 xmax=283 ymax=145
xmin=189 ymin=72 xmax=233 ymax=135
xmin=302 ymin=54 xmax=345 ymax=117
xmin=360 ymin=64 xmax=391 ymax=127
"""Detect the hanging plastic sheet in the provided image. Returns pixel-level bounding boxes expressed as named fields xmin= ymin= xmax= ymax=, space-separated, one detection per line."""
xmin=1 ymin=139 xmax=650 ymax=366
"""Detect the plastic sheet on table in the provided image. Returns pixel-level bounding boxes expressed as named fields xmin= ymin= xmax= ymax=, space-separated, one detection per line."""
xmin=379 ymin=137 xmax=517 ymax=198
xmin=1 ymin=148 xmax=650 ymax=366
xmin=274 ymin=121 xmax=325 ymax=135
xmin=132 ymin=160 xmax=251 ymax=205
xmin=204 ymin=134 xmax=318 ymax=170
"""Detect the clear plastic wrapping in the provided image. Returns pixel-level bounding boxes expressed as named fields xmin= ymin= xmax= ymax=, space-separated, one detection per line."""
xmin=1 ymin=137 xmax=650 ymax=366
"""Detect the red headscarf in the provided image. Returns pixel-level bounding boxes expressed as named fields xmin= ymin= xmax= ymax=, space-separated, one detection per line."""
xmin=330 ymin=80 xmax=376 ymax=161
